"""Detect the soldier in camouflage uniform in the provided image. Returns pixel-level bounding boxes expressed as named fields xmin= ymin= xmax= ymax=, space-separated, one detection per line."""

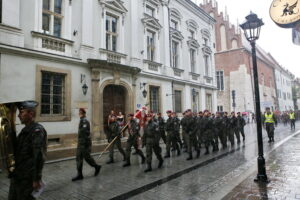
xmin=229 ymin=112 xmax=239 ymax=145
xmin=172 ymin=112 xmax=182 ymax=152
xmin=72 ymin=108 xmax=101 ymax=181
xmin=201 ymin=110 xmax=213 ymax=155
xmin=157 ymin=113 xmax=166 ymax=144
xmin=107 ymin=115 xmax=126 ymax=164
xmin=222 ymin=112 xmax=230 ymax=148
xmin=196 ymin=111 xmax=204 ymax=149
xmin=164 ymin=110 xmax=180 ymax=158
xmin=213 ymin=112 xmax=224 ymax=151
xmin=142 ymin=114 xmax=163 ymax=172
xmin=182 ymin=109 xmax=200 ymax=160
xmin=123 ymin=114 xmax=145 ymax=167
xmin=9 ymin=101 xmax=47 ymax=200
xmin=236 ymin=112 xmax=246 ymax=141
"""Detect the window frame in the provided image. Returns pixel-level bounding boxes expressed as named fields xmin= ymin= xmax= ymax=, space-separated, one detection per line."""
xmin=105 ymin=13 xmax=118 ymax=52
xmin=35 ymin=65 xmax=71 ymax=122
xmin=174 ymin=90 xmax=182 ymax=113
xmin=146 ymin=30 xmax=156 ymax=61
xmin=171 ymin=40 xmax=179 ymax=68
xmin=149 ymin=85 xmax=160 ymax=113
xmin=190 ymin=48 xmax=196 ymax=73
xmin=216 ymin=70 xmax=224 ymax=91
xmin=42 ymin=0 xmax=64 ymax=37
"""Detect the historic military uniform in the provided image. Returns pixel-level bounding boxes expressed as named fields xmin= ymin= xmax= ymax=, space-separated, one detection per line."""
xmin=72 ymin=111 xmax=101 ymax=181
xmin=142 ymin=115 xmax=163 ymax=172
xmin=237 ymin=113 xmax=246 ymax=141
xmin=289 ymin=111 xmax=296 ymax=130
xmin=123 ymin=115 xmax=145 ymax=167
xmin=263 ymin=110 xmax=277 ymax=142
xmin=107 ymin=120 xmax=126 ymax=163
xmin=9 ymin=101 xmax=47 ymax=200
xmin=157 ymin=115 xmax=167 ymax=144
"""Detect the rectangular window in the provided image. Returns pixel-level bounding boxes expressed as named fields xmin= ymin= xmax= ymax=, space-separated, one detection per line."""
xmin=217 ymin=106 xmax=223 ymax=112
xmin=106 ymin=14 xmax=118 ymax=51
xmin=41 ymin=71 xmax=65 ymax=115
xmin=206 ymin=93 xmax=212 ymax=111
xmin=216 ymin=71 xmax=224 ymax=91
xmin=283 ymin=92 xmax=286 ymax=100
xmin=42 ymin=0 xmax=63 ymax=37
xmin=147 ymin=31 xmax=155 ymax=61
xmin=190 ymin=49 xmax=196 ymax=73
xmin=174 ymin=90 xmax=182 ymax=113
xmin=277 ymin=89 xmax=281 ymax=98
xmin=192 ymin=91 xmax=199 ymax=112
xmin=205 ymin=56 xmax=210 ymax=76
xmin=146 ymin=5 xmax=154 ymax=17
xmin=149 ymin=86 xmax=160 ymax=113
xmin=171 ymin=40 xmax=179 ymax=68
xmin=170 ymin=20 xmax=177 ymax=30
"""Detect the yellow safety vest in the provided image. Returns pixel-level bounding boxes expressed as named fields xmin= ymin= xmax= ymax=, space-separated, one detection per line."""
xmin=289 ymin=113 xmax=295 ymax=120
xmin=264 ymin=113 xmax=274 ymax=123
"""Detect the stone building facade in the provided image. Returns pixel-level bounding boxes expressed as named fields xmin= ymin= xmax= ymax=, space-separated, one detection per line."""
xmin=0 ymin=0 xmax=217 ymax=159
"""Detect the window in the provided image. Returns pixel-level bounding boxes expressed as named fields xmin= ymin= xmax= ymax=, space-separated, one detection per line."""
xmin=106 ymin=14 xmax=118 ymax=51
xmin=217 ymin=106 xmax=223 ymax=112
xmin=204 ymin=55 xmax=210 ymax=76
xmin=277 ymin=89 xmax=281 ymax=98
xmin=174 ymin=90 xmax=182 ymax=113
xmin=206 ymin=93 xmax=212 ymax=111
xmin=283 ymin=92 xmax=287 ymax=100
xmin=216 ymin=71 xmax=224 ymax=91
xmin=149 ymin=86 xmax=160 ymax=113
xmin=41 ymin=71 xmax=65 ymax=115
xmin=170 ymin=20 xmax=178 ymax=30
xmin=146 ymin=5 xmax=154 ymax=17
xmin=192 ymin=91 xmax=199 ymax=112
xmin=171 ymin=40 xmax=179 ymax=68
xmin=147 ymin=31 xmax=155 ymax=61
xmin=190 ymin=49 xmax=196 ymax=73
xmin=42 ymin=0 xmax=63 ymax=37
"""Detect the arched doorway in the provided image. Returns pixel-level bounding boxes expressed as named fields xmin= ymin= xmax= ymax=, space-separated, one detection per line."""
xmin=103 ymin=85 xmax=127 ymax=134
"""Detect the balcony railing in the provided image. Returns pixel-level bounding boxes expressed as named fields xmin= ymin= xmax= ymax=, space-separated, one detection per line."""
xmin=189 ymin=72 xmax=200 ymax=81
xmin=143 ymin=60 xmax=162 ymax=72
xmin=99 ymin=49 xmax=127 ymax=64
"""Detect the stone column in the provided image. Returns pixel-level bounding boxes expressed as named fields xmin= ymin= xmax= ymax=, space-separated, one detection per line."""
xmin=91 ymin=69 xmax=101 ymax=140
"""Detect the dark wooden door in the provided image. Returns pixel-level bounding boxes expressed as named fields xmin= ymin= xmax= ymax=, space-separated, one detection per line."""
xmin=103 ymin=85 xmax=126 ymax=133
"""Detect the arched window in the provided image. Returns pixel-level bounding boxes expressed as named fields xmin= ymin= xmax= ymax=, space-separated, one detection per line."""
xmin=231 ymin=39 xmax=238 ymax=49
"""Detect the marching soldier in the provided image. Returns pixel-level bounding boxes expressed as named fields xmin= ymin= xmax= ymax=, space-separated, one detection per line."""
xmin=263 ymin=107 xmax=277 ymax=142
xmin=157 ymin=113 xmax=167 ymax=144
xmin=123 ymin=114 xmax=145 ymax=167
xmin=229 ymin=112 xmax=240 ymax=145
xmin=142 ymin=114 xmax=164 ymax=172
xmin=222 ymin=112 xmax=230 ymax=148
xmin=9 ymin=101 xmax=47 ymax=200
xmin=164 ymin=110 xmax=180 ymax=158
xmin=201 ymin=110 xmax=213 ymax=155
xmin=213 ymin=112 xmax=224 ymax=150
xmin=172 ymin=112 xmax=182 ymax=151
xmin=236 ymin=112 xmax=246 ymax=141
xmin=289 ymin=110 xmax=296 ymax=130
xmin=72 ymin=108 xmax=101 ymax=181
xmin=182 ymin=109 xmax=200 ymax=160
xmin=107 ymin=115 xmax=126 ymax=164
xmin=180 ymin=111 xmax=188 ymax=151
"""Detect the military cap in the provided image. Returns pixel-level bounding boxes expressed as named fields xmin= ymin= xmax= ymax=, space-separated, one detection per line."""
xmin=157 ymin=112 xmax=162 ymax=115
xmin=127 ymin=113 xmax=134 ymax=117
xmin=203 ymin=110 xmax=209 ymax=113
xmin=146 ymin=113 xmax=153 ymax=117
xmin=231 ymin=111 xmax=235 ymax=114
xmin=186 ymin=109 xmax=192 ymax=112
xmin=237 ymin=112 xmax=241 ymax=114
xmin=224 ymin=112 xmax=228 ymax=114
xmin=17 ymin=101 xmax=38 ymax=110
xmin=198 ymin=111 xmax=203 ymax=114
xmin=166 ymin=110 xmax=172 ymax=113
xmin=266 ymin=107 xmax=270 ymax=110
xmin=79 ymin=108 xmax=86 ymax=114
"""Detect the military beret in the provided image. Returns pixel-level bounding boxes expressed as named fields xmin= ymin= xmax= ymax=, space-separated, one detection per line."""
xmin=17 ymin=101 xmax=38 ymax=110
xmin=198 ymin=111 xmax=203 ymax=114
xmin=127 ymin=113 xmax=134 ymax=117
xmin=186 ymin=109 xmax=192 ymax=112
xmin=203 ymin=110 xmax=209 ymax=113
xmin=157 ymin=112 xmax=162 ymax=115
xmin=146 ymin=114 xmax=153 ymax=117
xmin=79 ymin=108 xmax=86 ymax=114
xmin=166 ymin=110 xmax=172 ymax=113
xmin=237 ymin=112 xmax=241 ymax=114
xmin=231 ymin=111 xmax=235 ymax=114
xmin=224 ymin=112 xmax=228 ymax=114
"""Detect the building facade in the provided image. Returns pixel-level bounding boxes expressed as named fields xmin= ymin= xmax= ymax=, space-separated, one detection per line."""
xmin=201 ymin=0 xmax=278 ymax=113
xmin=0 ymin=0 xmax=217 ymax=159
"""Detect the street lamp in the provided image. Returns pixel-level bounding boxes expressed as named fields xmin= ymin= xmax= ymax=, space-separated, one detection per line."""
xmin=140 ymin=83 xmax=147 ymax=98
xmin=240 ymin=12 xmax=269 ymax=183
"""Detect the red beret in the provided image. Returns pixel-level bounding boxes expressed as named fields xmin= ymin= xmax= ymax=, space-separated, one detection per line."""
xmin=127 ymin=113 xmax=134 ymax=117
xmin=79 ymin=108 xmax=86 ymax=114
xmin=166 ymin=110 xmax=172 ymax=113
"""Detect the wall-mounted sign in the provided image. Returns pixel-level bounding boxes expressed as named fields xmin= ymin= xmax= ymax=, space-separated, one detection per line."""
xmin=270 ymin=0 xmax=300 ymax=28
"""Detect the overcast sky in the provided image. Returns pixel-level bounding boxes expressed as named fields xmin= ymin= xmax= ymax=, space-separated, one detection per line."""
xmin=192 ymin=0 xmax=300 ymax=78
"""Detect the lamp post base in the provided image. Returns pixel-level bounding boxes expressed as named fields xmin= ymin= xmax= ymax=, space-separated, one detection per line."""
xmin=254 ymin=155 xmax=270 ymax=183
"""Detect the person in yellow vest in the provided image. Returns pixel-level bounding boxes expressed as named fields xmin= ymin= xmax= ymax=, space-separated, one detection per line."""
xmin=289 ymin=110 xmax=296 ymax=131
xmin=262 ymin=107 xmax=277 ymax=143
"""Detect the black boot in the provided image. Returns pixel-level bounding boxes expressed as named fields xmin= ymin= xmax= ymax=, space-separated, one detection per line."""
xmin=164 ymin=153 xmax=170 ymax=158
xmin=72 ymin=173 xmax=83 ymax=181
xmin=177 ymin=149 xmax=181 ymax=156
xmin=106 ymin=159 xmax=114 ymax=164
xmin=141 ymin=155 xmax=146 ymax=164
xmin=186 ymin=153 xmax=193 ymax=160
xmin=268 ymin=138 xmax=271 ymax=143
xmin=144 ymin=164 xmax=152 ymax=173
xmin=158 ymin=159 xmax=164 ymax=168
xmin=205 ymin=147 xmax=209 ymax=155
xmin=196 ymin=150 xmax=200 ymax=158
xmin=123 ymin=161 xmax=131 ymax=167
xmin=94 ymin=165 xmax=101 ymax=176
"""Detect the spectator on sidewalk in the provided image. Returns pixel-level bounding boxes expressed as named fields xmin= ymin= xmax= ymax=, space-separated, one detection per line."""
xmin=289 ymin=110 xmax=296 ymax=131
xmin=262 ymin=107 xmax=277 ymax=143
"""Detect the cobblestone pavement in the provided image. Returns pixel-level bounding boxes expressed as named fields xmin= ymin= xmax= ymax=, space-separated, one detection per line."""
xmin=0 ymin=123 xmax=299 ymax=200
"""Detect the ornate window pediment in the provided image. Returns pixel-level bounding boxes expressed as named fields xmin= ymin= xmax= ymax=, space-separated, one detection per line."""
xmin=141 ymin=16 xmax=162 ymax=31
xmin=186 ymin=19 xmax=199 ymax=31
xmin=201 ymin=28 xmax=211 ymax=39
xmin=187 ymin=39 xmax=200 ymax=49
xmin=170 ymin=28 xmax=184 ymax=41
xmin=202 ymin=45 xmax=212 ymax=55
xmin=99 ymin=0 xmax=128 ymax=14
xmin=170 ymin=8 xmax=182 ymax=20
xmin=144 ymin=0 xmax=160 ymax=7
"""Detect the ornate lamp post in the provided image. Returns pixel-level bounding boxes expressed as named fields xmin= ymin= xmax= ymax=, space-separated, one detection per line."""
xmin=240 ymin=12 xmax=269 ymax=183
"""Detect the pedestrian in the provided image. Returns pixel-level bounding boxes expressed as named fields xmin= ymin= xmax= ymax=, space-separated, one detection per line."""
xmin=9 ymin=101 xmax=47 ymax=200
xmin=262 ymin=107 xmax=277 ymax=143
xmin=236 ymin=112 xmax=246 ymax=141
xmin=123 ymin=114 xmax=145 ymax=167
xmin=106 ymin=115 xmax=126 ymax=164
xmin=157 ymin=113 xmax=167 ymax=144
xmin=72 ymin=108 xmax=101 ymax=181
xmin=142 ymin=114 xmax=163 ymax=172
xmin=289 ymin=110 xmax=296 ymax=130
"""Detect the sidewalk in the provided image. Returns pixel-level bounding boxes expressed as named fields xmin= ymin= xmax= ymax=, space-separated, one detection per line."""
xmin=223 ymin=130 xmax=300 ymax=200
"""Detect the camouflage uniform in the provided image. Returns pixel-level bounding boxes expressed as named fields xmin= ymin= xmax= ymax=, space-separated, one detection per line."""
xmin=108 ymin=121 xmax=126 ymax=163
xmin=165 ymin=117 xmax=177 ymax=157
xmin=173 ymin=116 xmax=182 ymax=153
xmin=213 ymin=116 xmax=224 ymax=150
xmin=229 ymin=115 xmax=239 ymax=145
xmin=182 ymin=116 xmax=199 ymax=159
xmin=124 ymin=119 xmax=145 ymax=165
xmin=222 ymin=115 xmax=230 ymax=147
xmin=237 ymin=115 xmax=246 ymax=141
xmin=201 ymin=116 xmax=213 ymax=154
xmin=9 ymin=122 xmax=47 ymax=200
xmin=142 ymin=119 xmax=163 ymax=172
xmin=157 ymin=116 xmax=167 ymax=144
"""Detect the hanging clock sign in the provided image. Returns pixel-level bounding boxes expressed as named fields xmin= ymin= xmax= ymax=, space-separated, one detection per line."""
xmin=270 ymin=0 xmax=300 ymax=28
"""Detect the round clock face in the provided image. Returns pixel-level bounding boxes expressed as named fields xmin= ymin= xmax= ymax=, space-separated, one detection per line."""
xmin=270 ymin=0 xmax=300 ymax=28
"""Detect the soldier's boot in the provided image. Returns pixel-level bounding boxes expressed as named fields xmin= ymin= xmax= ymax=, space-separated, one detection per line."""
xmin=164 ymin=152 xmax=170 ymax=158
xmin=94 ymin=165 xmax=101 ymax=176
xmin=123 ymin=161 xmax=131 ymax=167
xmin=186 ymin=152 xmax=193 ymax=160
xmin=205 ymin=147 xmax=209 ymax=155
xmin=141 ymin=155 xmax=146 ymax=164
xmin=122 ymin=153 xmax=127 ymax=161
xmin=177 ymin=147 xmax=181 ymax=156
xmin=196 ymin=149 xmax=200 ymax=158
xmin=144 ymin=163 xmax=152 ymax=173
xmin=268 ymin=137 xmax=271 ymax=143
xmin=72 ymin=172 xmax=83 ymax=181
xmin=106 ymin=158 xmax=114 ymax=164
xmin=158 ymin=158 xmax=164 ymax=168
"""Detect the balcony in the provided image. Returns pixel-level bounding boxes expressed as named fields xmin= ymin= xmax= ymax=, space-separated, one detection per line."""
xmin=172 ymin=68 xmax=184 ymax=77
xmin=189 ymin=72 xmax=200 ymax=81
xmin=204 ymin=76 xmax=213 ymax=84
xmin=99 ymin=49 xmax=127 ymax=64
xmin=143 ymin=60 xmax=162 ymax=72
